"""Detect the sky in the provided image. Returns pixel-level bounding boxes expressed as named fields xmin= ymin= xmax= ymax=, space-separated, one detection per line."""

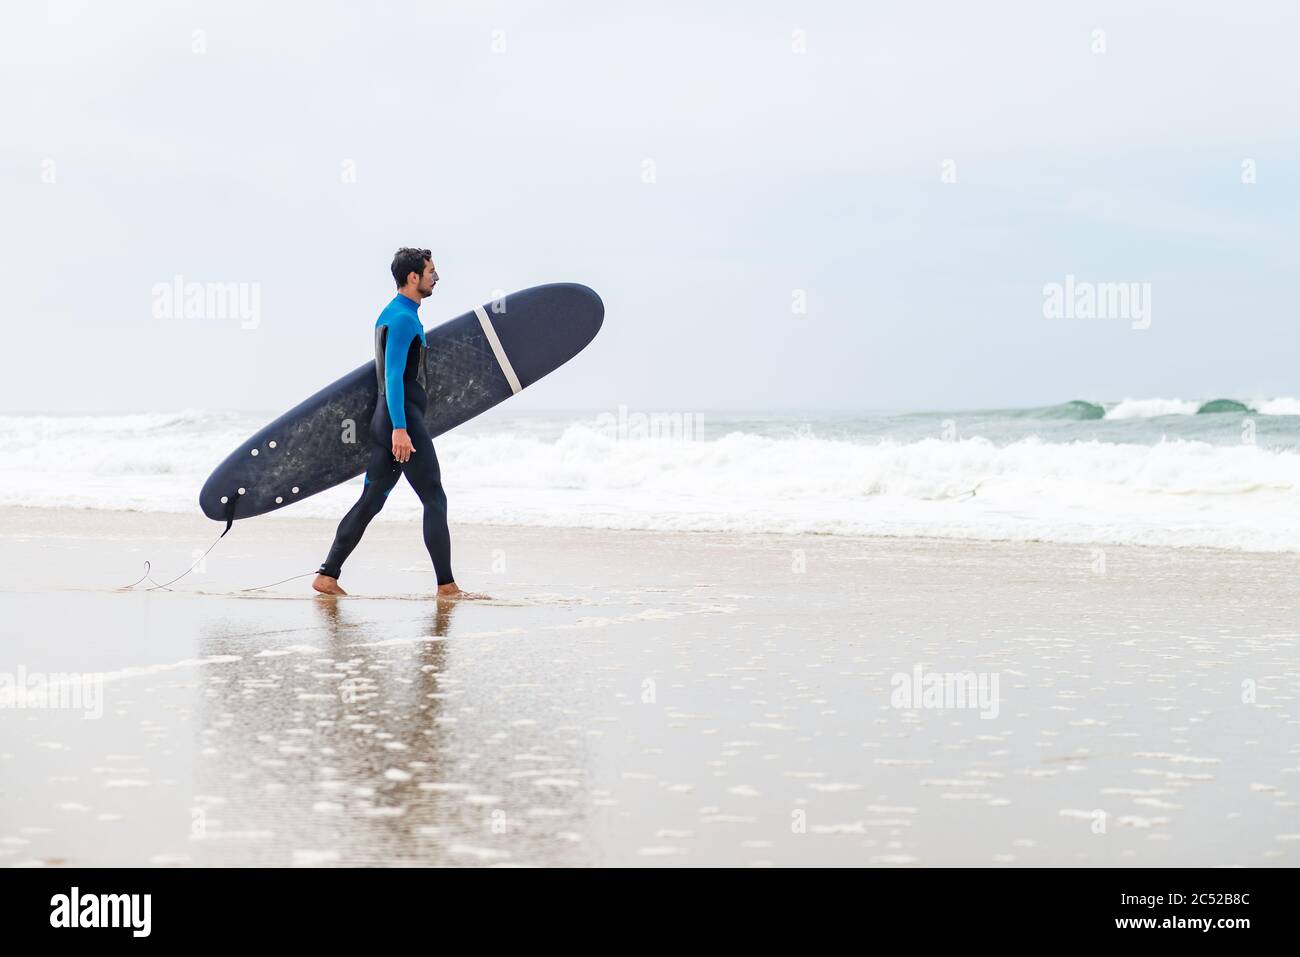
xmin=1 ymin=0 xmax=1297 ymax=414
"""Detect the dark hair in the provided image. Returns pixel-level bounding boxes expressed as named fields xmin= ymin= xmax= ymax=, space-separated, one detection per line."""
xmin=391 ymin=247 xmax=432 ymax=287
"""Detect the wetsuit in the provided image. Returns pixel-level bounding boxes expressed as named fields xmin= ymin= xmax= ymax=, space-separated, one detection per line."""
xmin=318 ymin=293 xmax=454 ymax=585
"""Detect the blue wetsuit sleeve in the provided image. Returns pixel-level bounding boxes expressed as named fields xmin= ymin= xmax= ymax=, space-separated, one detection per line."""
xmin=384 ymin=320 xmax=417 ymax=429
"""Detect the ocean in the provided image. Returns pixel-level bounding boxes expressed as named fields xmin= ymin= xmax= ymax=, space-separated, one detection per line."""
xmin=3 ymin=398 xmax=1298 ymax=552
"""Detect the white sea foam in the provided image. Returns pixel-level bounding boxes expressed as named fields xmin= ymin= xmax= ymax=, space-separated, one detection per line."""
xmin=5 ymin=410 xmax=1300 ymax=552
xmin=1255 ymin=397 xmax=1300 ymax=416
xmin=1104 ymin=396 xmax=1300 ymax=418
xmin=1105 ymin=398 xmax=1202 ymax=419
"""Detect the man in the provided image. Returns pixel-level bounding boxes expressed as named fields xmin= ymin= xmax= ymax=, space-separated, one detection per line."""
xmin=313 ymin=248 xmax=485 ymax=599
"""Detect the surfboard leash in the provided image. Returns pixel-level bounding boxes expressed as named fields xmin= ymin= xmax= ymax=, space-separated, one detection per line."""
xmin=120 ymin=496 xmax=325 ymax=594
xmin=237 ymin=570 xmax=319 ymax=592
xmin=119 ymin=560 xmax=165 ymax=590
xmin=120 ymin=522 xmax=233 ymax=592
xmin=120 ymin=494 xmax=239 ymax=591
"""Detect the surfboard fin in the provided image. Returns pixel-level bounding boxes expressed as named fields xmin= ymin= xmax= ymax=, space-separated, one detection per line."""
xmin=221 ymin=493 xmax=240 ymax=536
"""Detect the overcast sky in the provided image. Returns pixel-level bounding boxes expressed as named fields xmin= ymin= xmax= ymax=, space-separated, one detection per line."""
xmin=1 ymin=0 xmax=1297 ymax=414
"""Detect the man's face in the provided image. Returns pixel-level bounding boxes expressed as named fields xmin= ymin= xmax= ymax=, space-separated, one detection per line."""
xmin=416 ymin=260 xmax=438 ymax=297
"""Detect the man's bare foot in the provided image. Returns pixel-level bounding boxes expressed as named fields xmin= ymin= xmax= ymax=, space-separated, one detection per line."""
xmin=436 ymin=582 xmax=491 ymax=600
xmin=313 ymin=574 xmax=347 ymax=596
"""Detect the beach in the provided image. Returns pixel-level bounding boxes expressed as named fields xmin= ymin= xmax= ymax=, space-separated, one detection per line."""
xmin=2 ymin=504 xmax=1298 ymax=867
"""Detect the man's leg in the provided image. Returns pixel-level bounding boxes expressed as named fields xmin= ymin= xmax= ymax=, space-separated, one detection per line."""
xmin=400 ymin=416 xmax=454 ymax=586
xmin=314 ymin=440 xmax=402 ymax=593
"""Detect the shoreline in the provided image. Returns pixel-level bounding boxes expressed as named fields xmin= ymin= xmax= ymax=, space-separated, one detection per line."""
xmin=2 ymin=505 xmax=1298 ymax=866
xmin=3 ymin=503 xmax=1294 ymax=562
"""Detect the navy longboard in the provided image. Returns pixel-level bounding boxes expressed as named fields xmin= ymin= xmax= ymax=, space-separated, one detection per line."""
xmin=199 ymin=282 xmax=603 ymax=523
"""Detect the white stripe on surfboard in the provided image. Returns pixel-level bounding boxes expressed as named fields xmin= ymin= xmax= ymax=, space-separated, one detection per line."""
xmin=473 ymin=304 xmax=523 ymax=395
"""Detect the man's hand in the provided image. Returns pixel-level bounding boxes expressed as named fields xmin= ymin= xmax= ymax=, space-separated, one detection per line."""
xmin=391 ymin=428 xmax=414 ymax=463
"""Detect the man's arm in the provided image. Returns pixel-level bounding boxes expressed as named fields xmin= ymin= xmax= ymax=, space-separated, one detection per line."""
xmin=384 ymin=321 xmax=417 ymax=429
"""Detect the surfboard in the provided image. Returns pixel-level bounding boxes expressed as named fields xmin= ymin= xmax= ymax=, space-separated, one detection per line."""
xmin=199 ymin=282 xmax=603 ymax=523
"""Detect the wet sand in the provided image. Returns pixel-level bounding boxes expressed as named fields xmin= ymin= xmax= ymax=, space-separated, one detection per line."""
xmin=1 ymin=505 xmax=1298 ymax=867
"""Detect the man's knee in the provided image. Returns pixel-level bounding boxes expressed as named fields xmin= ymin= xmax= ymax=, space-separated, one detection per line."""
xmin=362 ymin=478 xmax=395 ymax=513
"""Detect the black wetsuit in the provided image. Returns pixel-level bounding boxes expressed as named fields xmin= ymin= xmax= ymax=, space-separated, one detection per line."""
xmin=318 ymin=294 xmax=453 ymax=585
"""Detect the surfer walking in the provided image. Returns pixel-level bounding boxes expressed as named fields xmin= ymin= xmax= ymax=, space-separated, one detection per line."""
xmin=313 ymin=248 xmax=486 ymax=600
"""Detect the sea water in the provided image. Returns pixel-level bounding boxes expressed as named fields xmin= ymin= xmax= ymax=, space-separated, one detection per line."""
xmin=2 ymin=398 xmax=1297 ymax=551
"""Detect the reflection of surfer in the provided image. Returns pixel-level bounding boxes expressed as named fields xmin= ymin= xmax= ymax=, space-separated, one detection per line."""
xmin=313 ymin=248 xmax=488 ymax=601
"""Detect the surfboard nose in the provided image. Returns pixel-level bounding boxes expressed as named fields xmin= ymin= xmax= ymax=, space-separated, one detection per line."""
xmin=530 ymin=282 xmax=604 ymax=343
xmin=556 ymin=282 xmax=605 ymax=344
xmin=492 ymin=282 xmax=604 ymax=389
